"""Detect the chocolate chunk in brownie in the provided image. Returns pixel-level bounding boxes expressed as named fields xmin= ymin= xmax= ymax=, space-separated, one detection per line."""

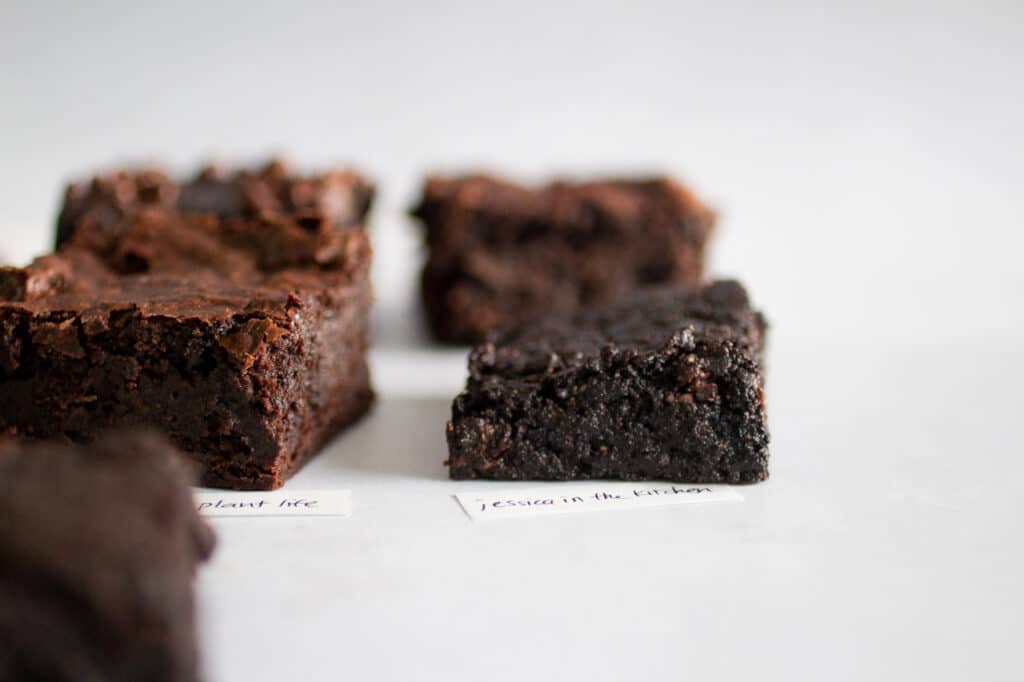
xmin=0 ymin=163 xmax=374 ymax=490
xmin=57 ymin=159 xmax=374 ymax=247
xmin=447 ymin=281 xmax=769 ymax=482
xmin=0 ymin=431 xmax=214 ymax=682
xmin=412 ymin=174 xmax=716 ymax=344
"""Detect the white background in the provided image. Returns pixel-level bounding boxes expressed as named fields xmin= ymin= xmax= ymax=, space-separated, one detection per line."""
xmin=3 ymin=0 xmax=1022 ymax=345
xmin=2 ymin=2 xmax=1022 ymax=681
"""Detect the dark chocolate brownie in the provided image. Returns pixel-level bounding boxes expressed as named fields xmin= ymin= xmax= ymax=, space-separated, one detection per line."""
xmin=57 ymin=159 xmax=374 ymax=248
xmin=412 ymin=174 xmax=716 ymax=344
xmin=447 ymin=281 xmax=769 ymax=482
xmin=0 ymin=431 xmax=214 ymax=682
xmin=0 ymin=164 xmax=374 ymax=490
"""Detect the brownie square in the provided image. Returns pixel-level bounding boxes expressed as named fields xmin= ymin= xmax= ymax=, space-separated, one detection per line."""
xmin=0 ymin=432 xmax=214 ymax=682
xmin=0 ymin=162 xmax=374 ymax=490
xmin=447 ymin=281 xmax=769 ymax=482
xmin=412 ymin=174 xmax=716 ymax=343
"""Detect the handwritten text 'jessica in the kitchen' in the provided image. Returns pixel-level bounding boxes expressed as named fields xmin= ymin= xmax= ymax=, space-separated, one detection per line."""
xmin=477 ymin=486 xmax=713 ymax=513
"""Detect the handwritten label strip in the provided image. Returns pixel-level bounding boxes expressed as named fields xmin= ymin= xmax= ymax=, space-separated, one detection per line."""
xmin=194 ymin=489 xmax=352 ymax=518
xmin=455 ymin=483 xmax=742 ymax=521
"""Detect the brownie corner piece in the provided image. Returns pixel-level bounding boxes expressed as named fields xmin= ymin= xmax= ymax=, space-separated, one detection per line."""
xmin=446 ymin=280 xmax=769 ymax=483
xmin=412 ymin=173 xmax=716 ymax=344
xmin=0 ymin=431 xmax=213 ymax=682
xmin=1 ymin=164 xmax=375 ymax=490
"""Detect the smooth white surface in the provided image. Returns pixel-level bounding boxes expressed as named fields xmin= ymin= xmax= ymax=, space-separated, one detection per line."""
xmin=199 ymin=342 xmax=1023 ymax=682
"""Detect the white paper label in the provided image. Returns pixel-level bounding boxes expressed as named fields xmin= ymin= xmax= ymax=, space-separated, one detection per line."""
xmin=455 ymin=483 xmax=742 ymax=521
xmin=193 ymin=489 xmax=352 ymax=518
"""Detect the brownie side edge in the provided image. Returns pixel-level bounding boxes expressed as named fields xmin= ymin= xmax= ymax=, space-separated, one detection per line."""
xmin=0 ymin=302 xmax=297 ymax=488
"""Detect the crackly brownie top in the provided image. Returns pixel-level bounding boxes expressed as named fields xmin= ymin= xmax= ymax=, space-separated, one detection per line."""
xmin=1 ymin=201 xmax=371 ymax=322
xmin=412 ymin=173 xmax=715 ymax=241
xmin=470 ymin=281 xmax=765 ymax=379
xmin=57 ymin=159 xmax=374 ymax=247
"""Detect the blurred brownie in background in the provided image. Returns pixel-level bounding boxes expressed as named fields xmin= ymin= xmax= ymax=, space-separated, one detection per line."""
xmin=411 ymin=174 xmax=716 ymax=344
xmin=0 ymin=432 xmax=214 ymax=682
xmin=0 ymin=161 xmax=374 ymax=490
xmin=57 ymin=159 xmax=374 ymax=247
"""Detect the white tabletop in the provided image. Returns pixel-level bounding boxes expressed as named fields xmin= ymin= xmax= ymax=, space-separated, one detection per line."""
xmin=198 ymin=339 xmax=1024 ymax=682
